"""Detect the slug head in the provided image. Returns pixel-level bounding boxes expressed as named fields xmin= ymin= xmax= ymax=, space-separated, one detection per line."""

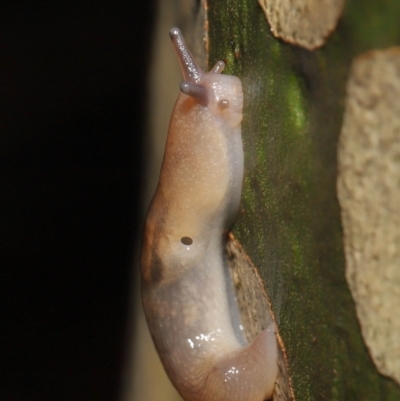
xmin=170 ymin=27 xmax=243 ymax=128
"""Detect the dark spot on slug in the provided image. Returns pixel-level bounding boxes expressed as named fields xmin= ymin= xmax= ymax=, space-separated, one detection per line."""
xmin=219 ymin=99 xmax=229 ymax=110
xmin=181 ymin=237 xmax=193 ymax=246
xmin=150 ymin=253 xmax=164 ymax=283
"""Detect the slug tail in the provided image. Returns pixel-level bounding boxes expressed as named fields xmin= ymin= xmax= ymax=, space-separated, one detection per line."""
xmin=202 ymin=324 xmax=278 ymax=401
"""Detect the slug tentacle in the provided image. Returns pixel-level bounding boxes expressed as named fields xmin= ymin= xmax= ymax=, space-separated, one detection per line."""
xmin=169 ymin=27 xmax=203 ymax=83
xmin=141 ymin=27 xmax=278 ymax=401
xmin=180 ymin=81 xmax=209 ymax=106
xmin=210 ymin=60 xmax=225 ymax=74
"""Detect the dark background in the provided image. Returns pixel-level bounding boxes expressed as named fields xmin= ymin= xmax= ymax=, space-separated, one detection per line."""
xmin=0 ymin=2 xmax=154 ymax=400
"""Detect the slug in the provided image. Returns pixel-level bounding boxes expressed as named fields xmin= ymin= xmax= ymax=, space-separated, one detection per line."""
xmin=141 ymin=28 xmax=278 ymax=401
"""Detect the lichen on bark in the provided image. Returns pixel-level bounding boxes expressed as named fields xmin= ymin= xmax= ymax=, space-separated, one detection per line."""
xmin=338 ymin=47 xmax=400 ymax=385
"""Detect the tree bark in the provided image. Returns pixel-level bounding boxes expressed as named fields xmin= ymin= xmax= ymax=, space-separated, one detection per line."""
xmin=207 ymin=0 xmax=400 ymax=399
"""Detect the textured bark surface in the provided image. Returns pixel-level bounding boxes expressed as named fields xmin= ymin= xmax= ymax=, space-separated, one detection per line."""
xmin=207 ymin=0 xmax=400 ymax=399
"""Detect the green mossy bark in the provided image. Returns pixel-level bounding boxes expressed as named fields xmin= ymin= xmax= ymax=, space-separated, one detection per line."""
xmin=207 ymin=0 xmax=400 ymax=400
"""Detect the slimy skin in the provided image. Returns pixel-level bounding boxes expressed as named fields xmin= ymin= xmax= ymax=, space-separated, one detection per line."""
xmin=141 ymin=28 xmax=278 ymax=401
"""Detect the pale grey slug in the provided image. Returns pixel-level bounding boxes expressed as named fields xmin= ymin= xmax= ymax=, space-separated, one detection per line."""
xmin=141 ymin=27 xmax=278 ymax=401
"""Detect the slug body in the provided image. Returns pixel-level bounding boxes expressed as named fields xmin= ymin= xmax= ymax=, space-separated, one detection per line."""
xmin=141 ymin=28 xmax=278 ymax=401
